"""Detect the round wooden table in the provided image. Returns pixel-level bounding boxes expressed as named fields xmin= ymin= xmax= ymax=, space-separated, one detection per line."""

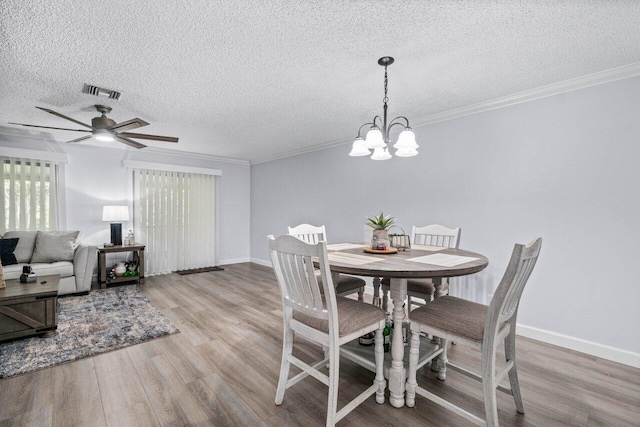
xmin=322 ymin=243 xmax=488 ymax=408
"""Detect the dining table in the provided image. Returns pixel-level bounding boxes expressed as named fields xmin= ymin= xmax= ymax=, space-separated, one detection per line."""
xmin=319 ymin=242 xmax=489 ymax=408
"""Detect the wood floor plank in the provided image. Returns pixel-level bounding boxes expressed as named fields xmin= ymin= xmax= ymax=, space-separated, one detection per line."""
xmin=125 ymin=337 xmax=164 ymax=365
xmin=187 ymin=372 xmax=267 ymax=427
xmin=133 ymin=353 xmax=214 ymax=426
xmin=0 ymin=368 xmax=54 ymax=422
xmin=0 ymin=405 xmax=53 ymax=427
xmin=194 ymin=339 xmax=285 ymax=420
xmin=51 ymin=358 xmax=106 ymax=427
xmin=104 ymin=401 xmax=160 ymax=427
xmin=94 ymin=348 xmax=150 ymax=416
xmin=2 ymin=263 xmax=639 ymax=427
xmin=156 ymin=332 xmax=216 ymax=384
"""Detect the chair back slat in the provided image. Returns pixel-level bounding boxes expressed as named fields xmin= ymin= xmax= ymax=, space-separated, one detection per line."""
xmin=412 ymin=224 xmax=461 ymax=249
xmin=487 ymin=238 xmax=542 ymax=329
xmin=269 ymin=235 xmax=336 ymax=321
xmin=287 ymin=224 xmax=327 ymax=244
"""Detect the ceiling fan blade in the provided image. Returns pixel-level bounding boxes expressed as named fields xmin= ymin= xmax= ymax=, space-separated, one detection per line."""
xmin=107 ymin=118 xmax=149 ymax=132
xmin=35 ymin=107 xmax=93 ymax=129
xmin=117 ymin=136 xmax=147 ymax=149
xmin=119 ymin=132 xmax=179 ymax=143
xmin=66 ymin=135 xmax=93 ymax=144
xmin=8 ymin=122 xmax=93 ymax=133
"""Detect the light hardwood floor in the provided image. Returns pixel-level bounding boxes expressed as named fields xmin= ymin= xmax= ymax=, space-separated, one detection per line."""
xmin=1 ymin=263 xmax=639 ymax=426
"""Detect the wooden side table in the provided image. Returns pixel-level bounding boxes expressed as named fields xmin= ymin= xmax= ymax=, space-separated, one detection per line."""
xmin=98 ymin=244 xmax=145 ymax=289
xmin=0 ymin=275 xmax=60 ymax=342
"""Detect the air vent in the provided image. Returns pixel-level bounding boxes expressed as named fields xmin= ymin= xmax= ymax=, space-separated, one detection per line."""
xmin=81 ymin=83 xmax=122 ymax=100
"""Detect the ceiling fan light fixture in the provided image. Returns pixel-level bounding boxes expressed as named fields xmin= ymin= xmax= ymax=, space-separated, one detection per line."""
xmin=95 ymin=130 xmax=115 ymax=142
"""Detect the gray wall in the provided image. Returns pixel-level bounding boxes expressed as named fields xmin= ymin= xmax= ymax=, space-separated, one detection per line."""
xmin=0 ymin=136 xmax=251 ymax=263
xmin=251 ymin=76 xmax=640 ymax=355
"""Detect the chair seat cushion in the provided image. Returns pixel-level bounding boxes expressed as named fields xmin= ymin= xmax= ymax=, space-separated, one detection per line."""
xmin=407 ymin=279 xmax=435 ymax=295
xmin=294 ymin=297 xmax=385 ymax=337
xmin=317 ymin=274 xmax=365 ymax=294
xmin=410 ymin=296 xmax=488 ymax=341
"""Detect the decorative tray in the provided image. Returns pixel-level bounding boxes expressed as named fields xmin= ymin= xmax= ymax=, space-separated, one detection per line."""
xmin=363 ymin=247 xmax=398 ymax=254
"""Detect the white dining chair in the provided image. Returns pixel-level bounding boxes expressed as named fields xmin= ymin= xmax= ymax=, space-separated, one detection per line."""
xmin=406 ymin=238 xmax=542 ymax=427
xmin=288 ymin=224 xmax=366 ymax=302
xmin=381 ymin=224 xmax=461 ymax=312
xmin=268 ymin=235 xmax=386 ymax=426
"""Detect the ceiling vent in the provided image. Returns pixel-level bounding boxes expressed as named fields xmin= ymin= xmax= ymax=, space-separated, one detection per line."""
xmin=81 ymin=83 xmax=122 ymax=100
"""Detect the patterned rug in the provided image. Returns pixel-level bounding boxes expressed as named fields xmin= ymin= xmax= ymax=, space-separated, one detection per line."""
xmin=0 ymin=286 xmax=179 ymax=379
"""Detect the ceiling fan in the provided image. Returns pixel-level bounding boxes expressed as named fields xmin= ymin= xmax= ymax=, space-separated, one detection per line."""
xmin=9 ymin=105 xmax=179 ymax=149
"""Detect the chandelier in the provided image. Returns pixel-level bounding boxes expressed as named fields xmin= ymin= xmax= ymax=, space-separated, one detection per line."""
xmin=349 ymin=57 xmax=418 ymax=160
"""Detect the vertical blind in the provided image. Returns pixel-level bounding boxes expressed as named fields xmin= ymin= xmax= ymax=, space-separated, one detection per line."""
xmin=133 ymin=168 xmax=215 ymax=275
xmin=0 ymin=157 xmax=60 ymax=233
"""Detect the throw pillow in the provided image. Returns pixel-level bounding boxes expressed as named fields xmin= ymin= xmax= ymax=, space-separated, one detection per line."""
xmin=2 ymin=231 xmax=37 ymax=263
xmin=31 ymin=231 xmax=80 ymax=263
xmin=0 ymin=237 xmax=19 ymax=265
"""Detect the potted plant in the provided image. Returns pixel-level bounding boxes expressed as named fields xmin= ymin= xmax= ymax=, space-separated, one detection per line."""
xmin=365 ymin=212 xmax=396 ymax=241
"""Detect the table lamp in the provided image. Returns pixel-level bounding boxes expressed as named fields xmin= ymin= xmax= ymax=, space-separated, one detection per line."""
xmin=102 ymin=205 xmax=129 ymax=246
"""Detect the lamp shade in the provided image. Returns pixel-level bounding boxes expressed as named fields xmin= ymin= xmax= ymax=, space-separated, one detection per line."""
xmin=349 ymin=137 xmax=371 ymax=156
xmin=371 ymin=147 xmax=392 ymax=160
xmin=363 ymin=127 xmax=385 ymax=149
xmin=393 ymin=128 xmax=418 ymax=150
xmin=395 ymin=148 xmax=419 ymax=157
xmin=102 ymin=205 xmax=130 ymax=222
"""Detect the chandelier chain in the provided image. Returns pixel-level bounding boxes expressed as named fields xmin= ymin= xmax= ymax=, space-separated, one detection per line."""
xmin=383 ymin=66 xmax=389 ymax=104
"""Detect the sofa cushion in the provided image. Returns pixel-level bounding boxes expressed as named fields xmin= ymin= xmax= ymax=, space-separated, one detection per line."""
xmin=1 ymin=262 xmax=74 ymax=280
xmin=31 ymin=231 xmax=80 ymax=263
xmin=0 ymin=237 xmax=19 ymax=265
xmin=3 ymin=231 xmax=37 ymax=263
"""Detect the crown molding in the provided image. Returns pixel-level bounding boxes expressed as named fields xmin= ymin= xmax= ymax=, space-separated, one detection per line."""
xmin=251 ymin=62 xmax=640 ymax=165
xmin=251 ymin=135 xmax=353 ymax=165
xmin=142 ymin=146 xmax=250 ymax=165
xmin=410 ymin=61 xmax=640 ymax=128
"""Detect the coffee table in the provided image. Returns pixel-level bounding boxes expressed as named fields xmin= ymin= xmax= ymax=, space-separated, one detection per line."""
xmin=0 ymin=275 xmax=60 ymax=343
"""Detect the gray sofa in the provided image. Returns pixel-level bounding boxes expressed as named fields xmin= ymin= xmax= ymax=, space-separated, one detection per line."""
xmin=1 ymin=230 xmax=97 ymax=295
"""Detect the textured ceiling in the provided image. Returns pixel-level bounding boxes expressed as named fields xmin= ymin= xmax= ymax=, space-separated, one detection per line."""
xmin=1 ymin=0 xmax=640 ymax=162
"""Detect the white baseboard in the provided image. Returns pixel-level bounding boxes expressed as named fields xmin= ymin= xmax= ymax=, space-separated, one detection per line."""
xmin=515 ymin=324 xmax=640 ymax=369
xmin=218 ymin=257 xmax=251 ymax=265
xmin=250 ymin=257 xmax=272 ymax=267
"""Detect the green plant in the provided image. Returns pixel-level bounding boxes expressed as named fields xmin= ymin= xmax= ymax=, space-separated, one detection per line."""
xmin=365 ymin=212 xmax=396 ymax=230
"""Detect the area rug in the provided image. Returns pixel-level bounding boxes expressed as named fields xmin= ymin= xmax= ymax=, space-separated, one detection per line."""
xmin=175 ymin=266 xmax=224 ymax=275
xmin=0 ymin=286 xmax=179 ymax=379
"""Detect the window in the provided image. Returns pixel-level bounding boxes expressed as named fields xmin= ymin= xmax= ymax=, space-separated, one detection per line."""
xmin=129 ymin=162 xmax=219 ymax=275
xmin=1 ymin=156 xmax=65 ymax=233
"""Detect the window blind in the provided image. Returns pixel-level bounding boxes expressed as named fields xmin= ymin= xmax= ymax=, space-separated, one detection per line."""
xmin=133 ymin=167 xmax=215 ymax=275
xmin=0 ymin=157 xmax=61 ymax=233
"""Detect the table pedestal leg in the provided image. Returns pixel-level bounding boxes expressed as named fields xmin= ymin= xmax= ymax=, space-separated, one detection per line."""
xmin=389 ymin=278 xmax=407 ymax=408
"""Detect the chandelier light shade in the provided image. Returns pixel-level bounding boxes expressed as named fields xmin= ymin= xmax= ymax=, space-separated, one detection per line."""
xmin=348 ymin=137 xmax=371 ymax=156
xmin=349 ymin=57 xmax=419 ymax=160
